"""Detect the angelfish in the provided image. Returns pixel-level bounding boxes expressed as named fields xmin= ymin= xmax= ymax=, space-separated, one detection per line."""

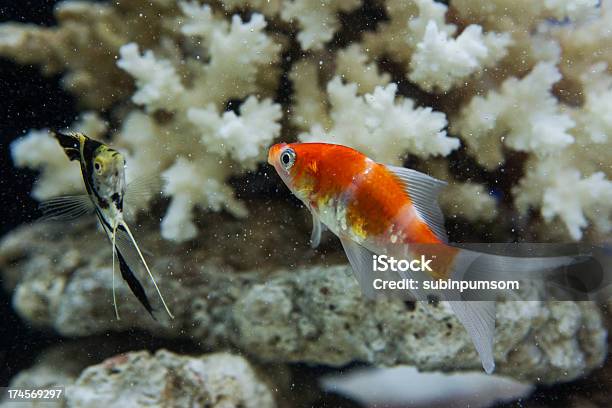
xmin=268 ymin=142 xmax=577 ymax=373
xmin=41 ymin=131 xmax=174 ymax=320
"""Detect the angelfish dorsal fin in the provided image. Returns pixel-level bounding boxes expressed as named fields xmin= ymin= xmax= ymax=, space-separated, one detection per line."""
xmin=52 ymin=131 xmax=81 ymax=161
xmin=386 ymin=165 xmax=448 ymax=243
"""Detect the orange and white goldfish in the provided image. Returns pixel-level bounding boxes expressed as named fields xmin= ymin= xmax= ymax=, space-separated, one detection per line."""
xmin=269 ymin=142 xmax=577 ymax=373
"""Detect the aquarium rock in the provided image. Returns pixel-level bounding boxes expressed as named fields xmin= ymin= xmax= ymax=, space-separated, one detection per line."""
xmin=0 ymin=346 xmax=277 ymax=408
xmin=0 ymin=217 xmax=606 ymax=384
xmin=68 ymin=350 xmax=276 ymax=408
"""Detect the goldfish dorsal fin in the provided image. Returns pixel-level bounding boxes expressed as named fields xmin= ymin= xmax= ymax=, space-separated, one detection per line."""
xmin=386 ymin=165 xmax=448 ymax=243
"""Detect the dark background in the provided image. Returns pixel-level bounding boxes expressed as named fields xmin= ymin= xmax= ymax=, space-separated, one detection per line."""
xmin=0 ymin=0 xmax=76 ymax=386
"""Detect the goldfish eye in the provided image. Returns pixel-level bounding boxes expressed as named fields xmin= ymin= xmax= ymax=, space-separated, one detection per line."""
xmin=280 ymin=148 xmax=296 ymax=170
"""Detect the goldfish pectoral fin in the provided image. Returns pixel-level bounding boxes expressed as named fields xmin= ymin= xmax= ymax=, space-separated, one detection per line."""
xmin=449 ymin=300 xmax=496 ymax=374
xmin=386 ymin=165 xmax=448 ymax=243
xmin=38 ymin=195 xmax=95 ymax=222
xmin=51 ymin=131 xmax=81 ymax=161
xmin=310 ymin=212 xmax=325 ymax=249
xmin=340 ymin=237 xmax=377 ymax=299
xmin=116 ymin=246 xmax=156 ymax=319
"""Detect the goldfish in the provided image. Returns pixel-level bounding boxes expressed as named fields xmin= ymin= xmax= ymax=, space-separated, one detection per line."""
xmin=41 ymin=132 xmax=174 ymax=320
xmin=268 ymin=142 xmax=578 ymax=373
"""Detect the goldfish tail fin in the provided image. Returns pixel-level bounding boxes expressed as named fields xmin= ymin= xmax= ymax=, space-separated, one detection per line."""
xmin=452 ymin=247 xmax=585 ymax=285
xmin=120 ymin=221 xmax=174 ymax=319
xmin=445 ymin=247 xmax=588 ymax=373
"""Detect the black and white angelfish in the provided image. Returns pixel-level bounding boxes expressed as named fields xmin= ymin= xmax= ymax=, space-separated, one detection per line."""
xmin=41 ymin=131 xmax=174 ymax=320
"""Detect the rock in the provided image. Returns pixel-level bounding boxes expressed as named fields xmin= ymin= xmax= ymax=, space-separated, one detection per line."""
xmin=0 ymin=210 xmax=607 ymax=383
xmin=68 ymin=350 xmax=276 ymax=408
xmin=0 ymin=345 xmax=277 ymax=408
xmin=0 ymin=340 xmax=117 ymax=408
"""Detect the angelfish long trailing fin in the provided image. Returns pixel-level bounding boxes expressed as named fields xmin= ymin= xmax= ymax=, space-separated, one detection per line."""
xmin=101 ymin=219 xmax=155 ymax=319
xmin=119 ymin=221 xmax=175 ymax=319
xmin=116 ymin=244 xmax=156 ymax=319
xmin=112 ymin=223 xmax=120 ymax=320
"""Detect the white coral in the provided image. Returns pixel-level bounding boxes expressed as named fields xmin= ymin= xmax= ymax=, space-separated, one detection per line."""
xmin=453 ymin=63 xmax=575 ymax=169
xmin=281 ymin=0 xmax=361 ymax=50
xmin=117 ymin=43 xmax=184 ymax=112
xmin=440 ymin=182 xmax=499 ymax=222
xmin=515 ymin=156 xmax=612 ymax=240
xmin=300 ymin=77 xmax=459 ymax=164
xmin=179 ymin=2 xmax=281 ymax=105
xmin=161 ymin=158 xmax=247 ymax=242
xmin=544 ymin=0 xmax=599 ymax=21
xmin=409 ymin=22 xmax=511 ymax=92
xmin=452 ymin=0 xmax=598 ymax=29
xmin=187 ymin=97 xmax=282 ymax=168
xmin=335 ymin=44 xmax=390 ymax=94
xmin=406 ymin=0 xmax=455 ymax=44
xmin=575 ymin=63 xmax=612 ymax=144
xmin=220 ymin=0 xmax=282 ymax=17
xmin=289 ymin=59 xmax=330 ymax=131
xmin=179 ymin=1 xmax=226 ymax=38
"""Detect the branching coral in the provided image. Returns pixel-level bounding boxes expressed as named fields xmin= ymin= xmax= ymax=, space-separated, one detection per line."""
xmin=335 ymin=44 xmax=391 ymax=94
xmin=515 ymin=157 xmax=612 ymax=240
xmin=289 ymin=59 xmax=330 ymax=131
xmin=409 ymin=22 xmax=511 ymax=92
xmin=280 ymin=0 xmax=362 ymax=51
xmin=3 ymin=0 xmax=611 ymax=241
xmin=452 ymin=63 xmax=576 ymax=169
xmin=452 ymin=0 xmax=599 ymax=31
xmin=7 ymin=0 xmax=284 ymax=242
xmin=300 ymin=77 xmax=459 ymax=165
xmin=363 ymin=0 xmax=511 ymax=93
xmin=117 ymin=43 xmax=184 ymax=112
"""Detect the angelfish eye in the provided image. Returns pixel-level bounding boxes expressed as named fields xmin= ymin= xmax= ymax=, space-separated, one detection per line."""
xmin=280 ymin=148 xmax=296 ymax=170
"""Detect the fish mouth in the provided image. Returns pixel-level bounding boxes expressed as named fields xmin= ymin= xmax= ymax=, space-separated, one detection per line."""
xmin=267 ymin=143 xmax=286 ymax=166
